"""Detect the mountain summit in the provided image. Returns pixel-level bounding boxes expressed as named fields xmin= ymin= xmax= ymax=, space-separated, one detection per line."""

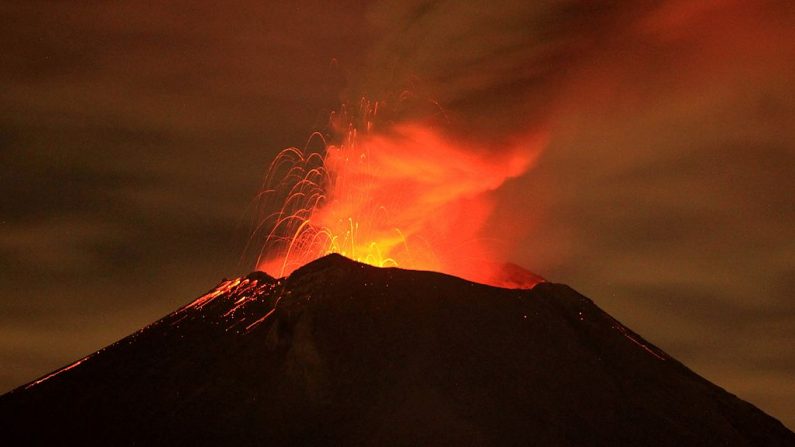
xmin=2 ymin=254 xmax=793 ymax=445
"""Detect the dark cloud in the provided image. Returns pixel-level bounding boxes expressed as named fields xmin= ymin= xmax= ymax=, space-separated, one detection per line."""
xmin=352 ymin=0 xmax=794 ymax=425
xmin=1 ymin=0 xmax=793 ymax=428
xmin=0 ymin=0 xmax=371 ymax=401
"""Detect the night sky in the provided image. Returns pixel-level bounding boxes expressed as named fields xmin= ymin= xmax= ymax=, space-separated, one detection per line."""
xmin=2 ymin=1 xmax=793 ymax=427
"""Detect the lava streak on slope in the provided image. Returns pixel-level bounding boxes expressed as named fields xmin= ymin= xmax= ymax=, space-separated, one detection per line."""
xmin=250 ymin=100 xmax=545 ymax=287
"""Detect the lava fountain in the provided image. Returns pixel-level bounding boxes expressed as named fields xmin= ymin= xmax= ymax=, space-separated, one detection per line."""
xmin=251 ymin=100 xmax=545 ymax=286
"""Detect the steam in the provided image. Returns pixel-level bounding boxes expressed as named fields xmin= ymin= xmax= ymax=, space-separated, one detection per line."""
xmin=252 ymin=100 xmax=545 ymax=285
xmin=348 ymin=0 xmax=794 ymax=275
xmin=254 ymin=0 xmax=793 ymax=295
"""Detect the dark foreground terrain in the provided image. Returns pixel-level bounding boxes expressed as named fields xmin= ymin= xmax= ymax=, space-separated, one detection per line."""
xmin=2 ymin=254 xmax=793 ymax=445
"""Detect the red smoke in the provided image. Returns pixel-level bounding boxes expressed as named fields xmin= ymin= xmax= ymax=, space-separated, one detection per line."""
xmin=253 ymin=103 xmax=545 ymax=286
xmin=252 ymin=0 xmax=792 ymax=289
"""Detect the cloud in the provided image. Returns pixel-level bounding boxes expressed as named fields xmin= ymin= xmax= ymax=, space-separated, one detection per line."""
xmin=353 ymin=0 xmax=795 ymax=425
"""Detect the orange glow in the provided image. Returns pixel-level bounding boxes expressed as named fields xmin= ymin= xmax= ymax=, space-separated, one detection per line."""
xmin=252 ymin=101 xmax=545 ymax=287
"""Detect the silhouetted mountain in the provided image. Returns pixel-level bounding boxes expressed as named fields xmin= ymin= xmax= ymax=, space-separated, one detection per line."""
xmin=2 ymin=254 xmax=793 ymax=445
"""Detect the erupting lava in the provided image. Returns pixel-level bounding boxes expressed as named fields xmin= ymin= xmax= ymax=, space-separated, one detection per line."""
xmin=251 ymin=100 xmax=543 ymax=286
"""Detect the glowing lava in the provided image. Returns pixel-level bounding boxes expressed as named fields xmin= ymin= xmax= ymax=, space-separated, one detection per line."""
xmin=251 ymin=101 xmax=544 ymax=286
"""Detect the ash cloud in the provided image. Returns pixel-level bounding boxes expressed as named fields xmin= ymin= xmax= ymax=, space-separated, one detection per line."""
xmin=355 ymin=0 xmax=795 ymax=425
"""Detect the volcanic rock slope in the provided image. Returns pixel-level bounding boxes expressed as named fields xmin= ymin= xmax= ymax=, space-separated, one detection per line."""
xmin=2 ymin=254 xmax=793 ymax=446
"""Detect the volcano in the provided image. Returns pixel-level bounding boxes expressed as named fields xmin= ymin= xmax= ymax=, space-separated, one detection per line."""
xmin=1 ymin=254 xmax=793 ymax=445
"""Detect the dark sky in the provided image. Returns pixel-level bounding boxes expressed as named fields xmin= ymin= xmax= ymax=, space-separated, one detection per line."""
xmin=2 ymin=0 xmax=793 ymax=427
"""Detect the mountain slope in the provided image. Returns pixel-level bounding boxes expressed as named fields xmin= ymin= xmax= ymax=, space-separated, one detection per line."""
xmin=2 ymin=254 xmax=793 ymax=445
